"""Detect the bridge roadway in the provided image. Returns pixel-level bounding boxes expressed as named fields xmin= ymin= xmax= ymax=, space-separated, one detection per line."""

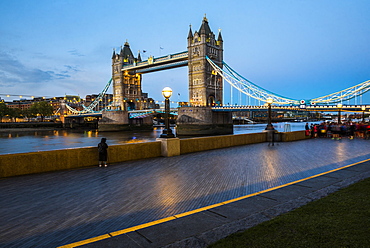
xmin=65 ymin=104 xmax=370 ymax=118
xmin=1 ymin=138 xmax=370 ymax=247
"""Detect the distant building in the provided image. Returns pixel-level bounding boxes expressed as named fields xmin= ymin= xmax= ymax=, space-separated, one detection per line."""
xmin=4 ymin=95 xmax=82 ymax=116
xmin=84 ymin=94 xmax=114 ymax=112
xmin=3 ymin=91 xmax=158 ymax=121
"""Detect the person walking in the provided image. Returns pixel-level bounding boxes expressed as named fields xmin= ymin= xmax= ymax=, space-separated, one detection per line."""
xmin=98 ymin=138 xmax=108 ymax=167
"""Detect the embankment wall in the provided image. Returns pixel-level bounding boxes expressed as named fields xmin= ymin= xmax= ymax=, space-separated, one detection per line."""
xmin=0 ymin=131 xmax=309 ymax=178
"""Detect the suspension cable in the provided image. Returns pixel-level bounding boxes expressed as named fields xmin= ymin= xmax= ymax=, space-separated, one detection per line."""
xmin=206 ymin=56 xmax=370 ymax=105
xmin=65 ymin=78 xmax=113 ymax=114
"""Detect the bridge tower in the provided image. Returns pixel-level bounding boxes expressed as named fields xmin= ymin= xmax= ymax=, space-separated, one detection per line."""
xmin=177 ymin=16 xmax=232 ymax=136
xmin=112 ymin=41 xmax=143 ymax=110
xmin=187 ymin=15 xmax=223 ymax=106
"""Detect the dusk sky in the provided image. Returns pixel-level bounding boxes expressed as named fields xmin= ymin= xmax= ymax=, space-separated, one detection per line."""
xmin=1 ymin=0 xmax=369 ymax=104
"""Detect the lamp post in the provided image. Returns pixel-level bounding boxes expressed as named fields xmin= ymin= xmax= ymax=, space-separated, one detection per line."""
xmin=265 ymin=98 xmax=275 ymax=130
xmin=362 ymin=106 xmax=366 ymax=122
xmin=337 ymin=103 xmax=343 ymax=124
xmin=160 ymin=87 xmax=175 ymax=138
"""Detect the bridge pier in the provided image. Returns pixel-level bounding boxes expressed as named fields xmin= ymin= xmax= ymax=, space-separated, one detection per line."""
xmin=98 ymin=110 xmax=130 ymax=131
xmin=63 ymin=116 xmax=86 ymax=128
xmin=98 ymin=110 xmax=153 ymax=131
xmin=176 ymin=106 xmax=233 ymax=136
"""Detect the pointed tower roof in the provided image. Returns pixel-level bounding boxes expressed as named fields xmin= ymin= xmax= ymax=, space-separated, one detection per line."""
xmin=199 ymin=14 xmax=212 ymax=37
xmin=111 ymin=48 xmax=116 ymax=59
xmin=217 ymin=28 xmax=223 ymax=42
xmin=119 ymin=45 xmax=124 ymax=56
xmin=121 ymin=41 xmax=134 ymax=60
xmin=188 ymin=24 xmax=193 ymax=39
xmin=137 ymin=50 xmax=142 ymax=62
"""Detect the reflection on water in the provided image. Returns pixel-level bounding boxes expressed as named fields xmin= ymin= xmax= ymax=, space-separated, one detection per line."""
xmin=0 ymin=122 xmax=308 ymax=155
xmin=0 ymin=128 xmax=164 ymax=155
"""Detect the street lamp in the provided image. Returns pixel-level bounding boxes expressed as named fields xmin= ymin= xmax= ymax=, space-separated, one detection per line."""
xmin=337 ymin=103 xmax=343 ymax=124
xmin=361 ymin=106 xmax=366 ymax=122
xmin=265 ymin=98 xmax=275 ymax=130
xmin=160 ymin=87 xmax=175 ymax=138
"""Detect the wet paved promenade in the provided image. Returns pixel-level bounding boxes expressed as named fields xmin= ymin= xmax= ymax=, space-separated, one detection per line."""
xmin=1 ymin=138 xmax=370 ymax=247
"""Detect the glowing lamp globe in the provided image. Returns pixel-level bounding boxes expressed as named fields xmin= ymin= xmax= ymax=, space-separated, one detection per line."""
xmin=162 ymin=87 xmax=173 ymax=99
xmin=266 ymin=98 xmax=273 ymax=104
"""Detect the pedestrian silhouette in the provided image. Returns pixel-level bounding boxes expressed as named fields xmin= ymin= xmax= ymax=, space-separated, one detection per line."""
xmin=98 ymin=138 xmax=108 ymax=167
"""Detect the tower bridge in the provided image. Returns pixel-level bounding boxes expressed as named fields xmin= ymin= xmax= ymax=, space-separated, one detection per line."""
xmin=61 ymin=15 xmax=370 ymax=134
xmin=111 ymin=15 xmax=223 ymax=112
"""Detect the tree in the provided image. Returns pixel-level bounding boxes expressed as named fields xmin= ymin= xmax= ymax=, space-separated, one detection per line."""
xmin=21 ymin=108 xmax=35 ymax=122
xmin=0 ymin=102 xmax=10 ymax=123
xmin=29 ymin=101 xmax=54 ymax=122
xmin=7 ymin=108 xmax=22 ymax=122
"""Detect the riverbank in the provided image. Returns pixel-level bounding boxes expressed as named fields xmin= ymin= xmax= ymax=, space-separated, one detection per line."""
xmin=0 ymin=127 xmax=64 ymax=133
xmin=0 ymin=121 xmax=99 ymax=131
xmin=0 ymin=122 xmax=62 ymax=129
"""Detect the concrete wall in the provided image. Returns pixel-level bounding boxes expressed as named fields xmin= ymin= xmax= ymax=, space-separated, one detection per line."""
xmin=108 ymin=142 xmax=161 ymax=162
xmin=0 ymin=130 xmax=309 ymax=178
xmin=280 ymin=130 xmax=310 ymax=142
xmin=0 ymin=142 xmax=162 ymax=178
xmin=180 ymin=132 xmax=267 ymax=154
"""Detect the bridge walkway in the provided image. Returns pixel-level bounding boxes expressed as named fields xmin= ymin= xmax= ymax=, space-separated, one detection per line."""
xmin=1 ymin=138 xmax=370 ymax=247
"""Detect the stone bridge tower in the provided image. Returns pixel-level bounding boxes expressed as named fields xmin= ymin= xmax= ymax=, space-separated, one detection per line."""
xmin=111 ymin=41 xmax=143 ymax=110
xmin=187 ymin=16 xmax=223 ymax=106
xmin=177 ymin=16 xmax=231 ymax=136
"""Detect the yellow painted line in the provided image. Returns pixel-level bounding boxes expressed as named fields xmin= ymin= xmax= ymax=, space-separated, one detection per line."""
xmin=110 ymin=216 xmax=177 ymax=236
xmin=58 ymin=234 xmax=111 ymax=248
xmin=59 ymin=158 xmax=370 ymax=248
xmin=174 ymin=203 xmax=225 ymax=218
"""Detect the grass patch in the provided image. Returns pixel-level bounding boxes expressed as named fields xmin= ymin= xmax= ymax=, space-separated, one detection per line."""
xmin=208 ymin=177 xmax=370 ymax=248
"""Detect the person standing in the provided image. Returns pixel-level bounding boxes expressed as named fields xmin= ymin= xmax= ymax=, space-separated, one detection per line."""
xmin=305 ymin=123 xmax=310 ymax=136
xmin=310 ymin=124 xmax=315 ymax=138
xmin=98 ymin=138 xmax=108 ymax=167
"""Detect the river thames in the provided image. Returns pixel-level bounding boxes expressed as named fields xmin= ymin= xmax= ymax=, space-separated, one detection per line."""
xmin=0 ymin=122 xmax=308 ymax=155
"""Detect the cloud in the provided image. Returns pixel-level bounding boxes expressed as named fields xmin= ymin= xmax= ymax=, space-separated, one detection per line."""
xmin=0 ymin=52 xmax=72 ymax=86
xmin=68 ymin=49 xmax=85 ymax=57
xmin=63 ymin=65 xmax=80 ymax=73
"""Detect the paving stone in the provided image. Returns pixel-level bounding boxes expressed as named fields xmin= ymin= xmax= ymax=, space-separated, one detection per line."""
xmin=209 ymin=195 xmax=278 ymax=220
xmin=325 ymin=169 xmax=362 ymax=179
xmin=258 ymin=184 xmax=314 ymax=202
xmin=80 ymin=233 xmax=144 ymax=248
xmin=343 ymin=161 xmax=370 ymax=172
xmin=295 ymin=175 xmax=342 ymax=189
xmin=137 ymin=211 xmax=229 ymax=247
